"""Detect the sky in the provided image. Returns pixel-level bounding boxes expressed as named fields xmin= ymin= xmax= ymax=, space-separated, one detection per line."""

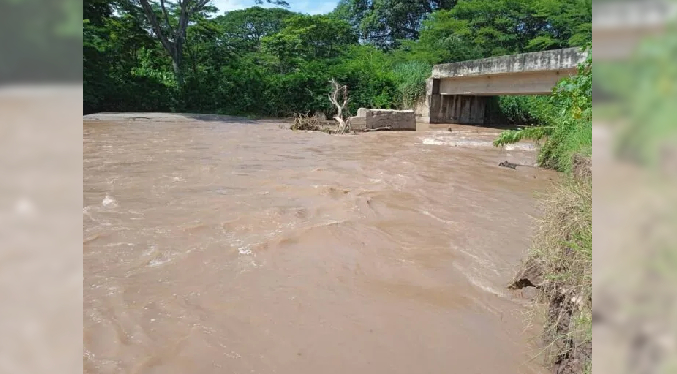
xmin=211 ymin=0 xmax=340 ymax=15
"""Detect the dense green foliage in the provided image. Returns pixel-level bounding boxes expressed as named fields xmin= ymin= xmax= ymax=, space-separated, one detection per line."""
xmin=83 ymin=0 xmax=591 ymax=118
xmin=494 ymin=46 xmax=592 ymax=172
xmin=332 ymin=0 xmax=458 ymax=48
xmin=392 ymin=61 xmax=432 ymax=108
xmin=496 ymin=95 xmax=551 ymax=125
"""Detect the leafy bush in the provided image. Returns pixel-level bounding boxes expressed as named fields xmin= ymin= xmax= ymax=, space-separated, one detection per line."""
xmin=330 ymin=46 xmax=399 ymax=114
xmin=496 ymin=95 xmax=551 ymax=126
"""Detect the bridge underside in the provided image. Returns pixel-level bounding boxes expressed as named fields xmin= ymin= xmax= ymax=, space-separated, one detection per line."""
xmin=426 ymin=69 xmax=576 ymax=125
xmin=428 ymin=95 xmax=494 ymax=125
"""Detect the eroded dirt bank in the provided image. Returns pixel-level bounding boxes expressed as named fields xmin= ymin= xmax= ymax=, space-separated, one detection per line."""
xmin=84 ymin=114 xmax=557 ymax=373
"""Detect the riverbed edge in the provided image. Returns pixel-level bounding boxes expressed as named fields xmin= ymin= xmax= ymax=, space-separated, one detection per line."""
xmin=510 ymin=155 xmax=592 ymax=374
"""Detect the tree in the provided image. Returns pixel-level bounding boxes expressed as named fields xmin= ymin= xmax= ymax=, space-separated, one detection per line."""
xmin=332 ymin=0 xmax=457 ymax=48
xmin=262 ymin=14 xmax=358 ymax=71
xmin=410 ymin=0 xmax=591 ymax=63
xmin=527 ymin=0 xmax=591 ymax=49
xmin=83 ymin=0 xmax=592 ymax=117
xmin=215 ymin=6 xmax=295 ymax=53
xmin=85 ymin=0 xmax=175 ymax=113
xmin=134 ymin=0 xmax=288 ymax=85
xmin=401 ymin=10 xmax=482 ymax=64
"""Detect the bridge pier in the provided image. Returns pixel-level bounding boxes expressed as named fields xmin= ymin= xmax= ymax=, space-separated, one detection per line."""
xmin=429 ymin=93 xmax=493 ymax=125
xmin=427 ymin=78 xmax=499 ymax=125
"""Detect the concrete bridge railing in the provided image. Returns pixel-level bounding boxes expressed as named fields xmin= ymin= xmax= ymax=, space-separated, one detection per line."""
xmin=421 ymin=47 xmax=588 ymax=125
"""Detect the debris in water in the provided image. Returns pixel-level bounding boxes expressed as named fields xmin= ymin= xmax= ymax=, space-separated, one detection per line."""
xmin=498 ymin=161 xmax=518 ymax=169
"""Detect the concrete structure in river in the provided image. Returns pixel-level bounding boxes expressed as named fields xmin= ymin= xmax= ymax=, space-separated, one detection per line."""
xmin=422 ymin=47 xmax=588 ymax=125
xmin=350 ymin=108 xmax=416 ymax=131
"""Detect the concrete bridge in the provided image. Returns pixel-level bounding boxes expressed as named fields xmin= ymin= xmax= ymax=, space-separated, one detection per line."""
xmin=422 ymin=47 xmax=588 ymax=125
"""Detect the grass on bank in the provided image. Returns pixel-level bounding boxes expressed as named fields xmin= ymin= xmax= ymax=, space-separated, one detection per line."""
xmin=531 ymin=177 xmax=592 ymax=371
xmin=498 ymin=44 xmax=593 ymax=374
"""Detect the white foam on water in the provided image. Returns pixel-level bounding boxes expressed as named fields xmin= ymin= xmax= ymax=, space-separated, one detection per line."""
xmin=148 ymin=258 xmax=171 ymax=267
xmin=422 ymin=135 xmax=537 ymax=151
xmin=453 ymin=262 xmax=505 ymax=298
xmin=456 ymin=247 xmax=500 ymax=276
xmin=505 ymin=143 xmax=537 ymax=151
xmin=421 ymin=210 xmax=455 ymax=225
xmin=102 ymin=194 xmax=118 ymax=207
xmin=238 ymin=247 xmax=252 ymax=255
xmin=422 ymin=136 xmax=493 ymax=148
xmin=422 ymin=138 xmax=445 ymax=145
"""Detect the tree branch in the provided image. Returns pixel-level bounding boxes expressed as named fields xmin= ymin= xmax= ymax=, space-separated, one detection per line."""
xmin=138 ymin=0 xmax=174 ymax=53
xmin=159 ymin=0 xmax=175 ymax=37
xmin=197 ymin=0 xmax=211 ymax=9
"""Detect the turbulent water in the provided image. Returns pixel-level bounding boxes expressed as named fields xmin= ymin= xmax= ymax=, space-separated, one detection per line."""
xmin=84 ymin=117 xmax=557 ymax=374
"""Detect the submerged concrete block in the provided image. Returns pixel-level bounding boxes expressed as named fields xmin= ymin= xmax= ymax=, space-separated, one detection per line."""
xmin=349 ymin=116 xmax=366 ymax=131
xmin=365 ymin=109 xmax=416 ymax=130
xmin=350 ymin=108 xmax=416 ymax=131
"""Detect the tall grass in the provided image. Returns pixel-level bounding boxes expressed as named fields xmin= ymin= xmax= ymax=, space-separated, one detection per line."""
xmin=392 ymin=61 xmax=431 ymax=109
xmin=531 ymin=179 xmax=592 ymax=369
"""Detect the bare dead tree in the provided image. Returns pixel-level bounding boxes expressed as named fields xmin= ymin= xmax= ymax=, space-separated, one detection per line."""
xmin=328 ymin=79 xmax=350 ymax=134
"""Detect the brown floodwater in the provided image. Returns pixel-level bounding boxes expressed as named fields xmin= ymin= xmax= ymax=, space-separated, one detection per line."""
xmin=84 ymin=117 xmax=557 ymax=374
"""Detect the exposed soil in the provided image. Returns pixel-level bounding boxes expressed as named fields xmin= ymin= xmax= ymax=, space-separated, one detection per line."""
xmin=510 ymin=261 xmax=592 ymax=374
xmin=572 ymin=154 xmax=592 ymax=181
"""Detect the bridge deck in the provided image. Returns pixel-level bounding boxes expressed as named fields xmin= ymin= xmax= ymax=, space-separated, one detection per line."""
xmin=431 ymin=47 xmax=587 ymax=80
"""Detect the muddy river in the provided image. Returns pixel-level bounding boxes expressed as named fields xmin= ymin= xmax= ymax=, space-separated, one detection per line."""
xmin=84 ymin=116 xmax=557 ymax=373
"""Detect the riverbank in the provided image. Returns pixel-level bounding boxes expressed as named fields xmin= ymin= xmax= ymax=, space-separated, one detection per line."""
xmin=511 ymin=162 xmax=592 ymax=374
xmin=83 ymin=112 xmax=277 ymax=123
xmin=500 ymin=49 xmax=591 ymax=374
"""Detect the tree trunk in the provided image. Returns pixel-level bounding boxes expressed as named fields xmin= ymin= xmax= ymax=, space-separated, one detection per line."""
xmin=171 ymin=56 xmax=183 ymax=87
xmin=137 ymin=0 xmax=189 ymax=86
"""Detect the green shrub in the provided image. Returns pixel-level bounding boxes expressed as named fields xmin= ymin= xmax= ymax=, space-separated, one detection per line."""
xmin=496 ymin=95 xmax=551 ymax=126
